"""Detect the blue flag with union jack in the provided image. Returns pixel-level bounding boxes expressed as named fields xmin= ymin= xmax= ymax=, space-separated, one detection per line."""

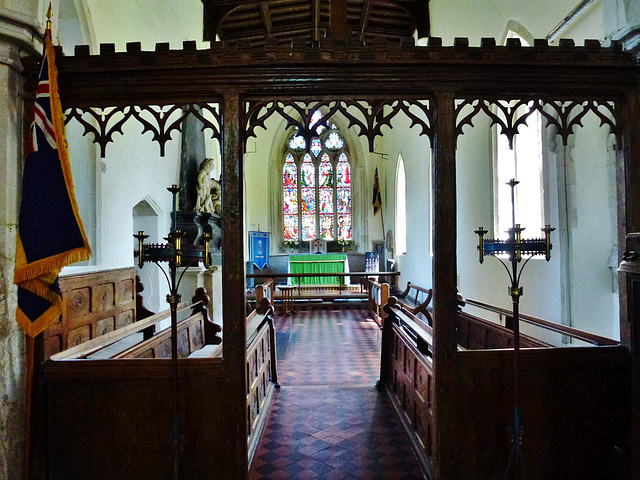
xmin=14 ymin=28 xmax=91 ymax=337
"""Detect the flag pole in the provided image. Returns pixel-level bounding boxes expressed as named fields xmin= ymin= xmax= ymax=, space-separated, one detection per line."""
xmin=23 ymin=7 xmax=51 ymax=479
xmin=23 ymin=336 xmax=34 ymax=480
xmin=380 ymin=204 xmax=386 ymax=242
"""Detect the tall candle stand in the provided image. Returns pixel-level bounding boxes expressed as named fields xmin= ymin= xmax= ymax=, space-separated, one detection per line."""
xmin=134 ymin=185 xmax=212 ymax=480
xmin=474 ymin=179 xmax=554 ymax=479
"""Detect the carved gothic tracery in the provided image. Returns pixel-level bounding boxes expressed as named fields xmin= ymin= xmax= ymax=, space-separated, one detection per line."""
xmin=244 ymin=99 xmax=433 ymax=153
xmin=64 ymin=103 xmax=222 ymax=157
xmin=455 ymin=98 xmax=620 ymax=149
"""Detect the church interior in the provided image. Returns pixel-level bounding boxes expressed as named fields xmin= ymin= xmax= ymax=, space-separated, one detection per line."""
xmin=1 ymin=0 xmax=639 ymax=479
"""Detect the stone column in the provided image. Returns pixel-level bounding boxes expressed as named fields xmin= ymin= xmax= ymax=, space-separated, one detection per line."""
xmin=0 ymin=3 xmax=41 ymax=478
xmin=603 ymin=0 xmax=640 ymax=57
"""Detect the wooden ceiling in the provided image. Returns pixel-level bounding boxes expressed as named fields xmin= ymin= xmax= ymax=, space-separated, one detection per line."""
xmin=202 ymin=0 xmax=429 ymax=46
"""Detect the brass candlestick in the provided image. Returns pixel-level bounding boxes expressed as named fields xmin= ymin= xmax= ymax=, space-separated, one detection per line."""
xmin=133 ymin=185 xmax=212 ymax=480
xmin=474 ymin=179 xmax=554 ymax=479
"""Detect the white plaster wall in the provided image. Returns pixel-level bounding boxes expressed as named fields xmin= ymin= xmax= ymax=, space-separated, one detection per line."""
xmin=430 ymin=0 xmax=604 ymax=44
xmin=85 ymin=0 xmax=207 ymax=51
xmin=565 ymin=115 xmax=620 ymax=338
xmin=377 ymin=110 xmax=433 ymax=288
xmin=455 ymin=115 xmax=566 ymax=343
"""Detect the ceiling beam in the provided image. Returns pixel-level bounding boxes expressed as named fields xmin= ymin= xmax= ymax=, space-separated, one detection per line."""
xmin=312 ymin=0 xmax=320 ymax=41
xmin=358 ymin=0 xmax=372 ymax=42
xmin=260 ymin=3 xmax=272 ymax=37
xmin=330 ymin=0 xmax=349 ymax=40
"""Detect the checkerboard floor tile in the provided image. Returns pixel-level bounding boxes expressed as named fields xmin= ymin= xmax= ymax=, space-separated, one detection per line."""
xmin=250 ymin=309 xmax=425 ymax=479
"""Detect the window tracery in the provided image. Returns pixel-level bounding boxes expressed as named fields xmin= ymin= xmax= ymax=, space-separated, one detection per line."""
xmin=282 ymin=112 xmax=352 ymax=243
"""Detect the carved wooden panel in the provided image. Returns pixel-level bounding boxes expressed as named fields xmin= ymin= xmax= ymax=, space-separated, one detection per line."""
xmin=92 ymin=283 xmax=115 ymax=311
xmin=246 ymin=321 xmax=274 ymax=440
xmin=96 ymin=317 xmax=116 ymax=337
xmin=178 ymin=330 xmax=190 ymax=358
xmin=117 ymin=310 xmax=134 ymax=328
xmin=116 ymin=278 xmax=134 ymax=305
xmin=385 ymin=325 xmax=434 ymax=472
xmin=45 ymin=268 xmax=138 ymax=358
xmin=68 ymin=325 xmax=91 ymax=348
xmin=116 ymin=312 xmax=206 ymax=359
xmin=66 ymin=288 xmax=91 ymax=316
xmin=189 ymin=322 xmax=203 ymax=352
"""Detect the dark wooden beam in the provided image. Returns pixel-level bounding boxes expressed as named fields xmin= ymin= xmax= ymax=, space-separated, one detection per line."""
xmin=358 ymin=0 xmax=372 ymax=42
xmin=259 ymin=3 xmax=272 ymax=37
xmin=330 ymin=0 xmax=349 ymax=40
xmin=220 ymin=90 xmax=248 ymax=480
xmin=431 ymin=91 xmax=459 ymax=479
xmin=47 ymin=42 xmax=638 ymax=107
xmin=312 ymin=0 xmax=320 ymax=41
xmin=415 ymin=0 xmax=430 ymax=38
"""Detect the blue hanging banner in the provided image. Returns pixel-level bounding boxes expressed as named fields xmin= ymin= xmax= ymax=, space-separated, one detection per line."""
xmin=250 ymin=231 xmax=270 ymax=270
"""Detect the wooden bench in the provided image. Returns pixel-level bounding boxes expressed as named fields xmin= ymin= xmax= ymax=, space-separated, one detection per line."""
xmin=394 ymin=282 xmax=433 ymax=323
xmin=45 ymin=267 xmax=138 ymax=358
xmin=41 ymin=268 xmax=278 ymax=479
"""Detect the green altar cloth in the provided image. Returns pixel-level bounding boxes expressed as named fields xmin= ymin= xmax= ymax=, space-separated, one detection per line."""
xmin=288 ymin=254 xmax=348 ymax=286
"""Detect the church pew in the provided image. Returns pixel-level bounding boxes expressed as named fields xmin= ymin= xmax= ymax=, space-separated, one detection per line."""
xmin=254 ymin=278 xmax=274 ymax=307
xmin=380 ymin=296 xmax=629 ymax=480
xmin=44 ymin=267 xmax=138 ymax=358
xmin=367 ymin=279 xmax=390 ymax=327
xmin=394 ymin=282 xmax=433 ymax=322
xmin=42 ymin=270 xmax=278 ymax=479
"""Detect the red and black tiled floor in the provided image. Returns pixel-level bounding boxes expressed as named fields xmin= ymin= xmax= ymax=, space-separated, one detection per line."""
xmin=249 ymin=309 xmax=425 ymax=479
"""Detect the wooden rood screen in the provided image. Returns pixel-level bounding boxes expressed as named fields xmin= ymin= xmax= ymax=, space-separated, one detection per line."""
xmin=381 ymin=297 xmax=628 ymax=479
xmin=25 ymin=37 xmax=639 ymax=479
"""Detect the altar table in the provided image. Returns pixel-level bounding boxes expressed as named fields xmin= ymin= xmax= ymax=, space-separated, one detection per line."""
xmin=288 ymin=254 xmax=349 ymax=286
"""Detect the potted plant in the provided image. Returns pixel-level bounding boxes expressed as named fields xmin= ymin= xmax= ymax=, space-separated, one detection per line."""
xmin=283 ymin=239 xmax=299 ymax=253
xmin=337 ymin=238 xmax=351 ymax=252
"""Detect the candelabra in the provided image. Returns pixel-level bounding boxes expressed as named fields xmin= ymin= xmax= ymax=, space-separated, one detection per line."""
xmin=474 ymin=179 xmax=554 ymax=479
xmin=134 ymin=184 xmax=212 ymax=480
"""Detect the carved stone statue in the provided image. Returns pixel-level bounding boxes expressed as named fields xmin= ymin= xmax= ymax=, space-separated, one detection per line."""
xmin=195 ymin=157 xmax=222 ymax=215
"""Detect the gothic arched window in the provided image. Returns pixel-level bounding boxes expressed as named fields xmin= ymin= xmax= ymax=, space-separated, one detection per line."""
xmin=283 ymin=112 xmax=352 ymax=242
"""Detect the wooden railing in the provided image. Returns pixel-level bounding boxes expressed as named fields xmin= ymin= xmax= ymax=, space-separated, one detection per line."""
xmin=464 ymin=298 xmax=619 ymax=346
xmin=247 ymin=271 xmax=400 ymax=294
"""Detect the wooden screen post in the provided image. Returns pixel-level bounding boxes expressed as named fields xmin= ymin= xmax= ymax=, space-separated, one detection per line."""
xmin=221 ymin=90 xmax=249 ymax=479
xmin=431 ymin=91 xmax=459 ymax=480
xmin=620 ymin=92 xmax=640 ymax=480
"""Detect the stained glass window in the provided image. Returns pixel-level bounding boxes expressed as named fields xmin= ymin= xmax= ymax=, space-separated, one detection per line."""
xmin=318 ymin=154 xmax=334 ymax=240
xmin=283 ymin=112 xmax=352 ymax=244
xmin=337 ymin=153 xmax=352 ymax=240
xmin=300 ymin=154 xmax=316 ymax=240
xmin=283 ymin=153 xmax=298 ymax=241
xmin=310 ymin=138 xmax=322 ymax=157
xmin=289 ymin=135 xmax=306 ymax=151
xmin=325 ymin=132 xmax=344 ymax=150
xmin=310 ymin=110 xmax=325 ymax=134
